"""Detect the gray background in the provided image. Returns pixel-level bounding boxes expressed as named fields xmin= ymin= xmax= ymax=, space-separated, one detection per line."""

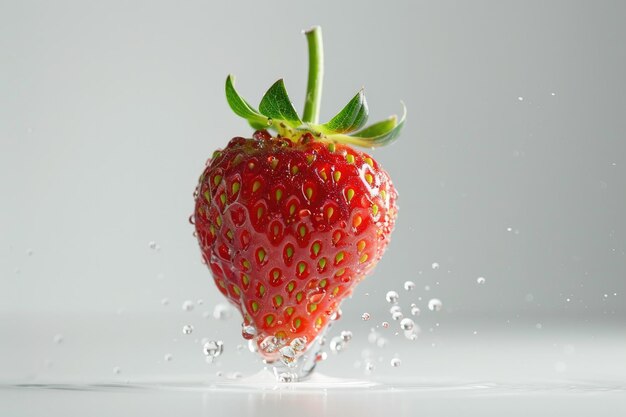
xmin=1 ymin=0 xmax=624 ymax=323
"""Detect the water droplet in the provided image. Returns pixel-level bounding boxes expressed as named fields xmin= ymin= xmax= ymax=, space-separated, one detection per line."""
xmin=385 ymin=291 xmax=399 ymax=304
xmin=403 ymin=281 xmax=415 ymax=291
xmin=164 ymin=353 xmax=173 ymax=362
xmin=53 ymin=334 xmax=64 ymax=344
xmin=361 ymin=312 xmax=371 ymax=321
xmin=188 ymin=214 xmax=195 ymax=225
xmin=148 ymin=241 xmax=157 ymax=249
xmin=113 ymin=366 xmax=121 ymax=375
xmin=535 ymin=323 xmax=543 ymax=330
xmin=517 ymin=96 xmax=524 ymax=101
xmin=507 ymin=227 xmax=512 ymax=232
xmin=390 ymin=305 xmax=402 ymax=314
xmin=241 ymin=324 xmax=257 ymax=340
xmin=390 ymin=358 xmax=401 ymax=367
xmin=203 ymin=340 xmax=224 ymax=362
xmin=182 ymin=324 xmax=194 ymax=335
xmin=428 ymin=298 xmax=443 ymax=312
xmin=410 ymin=304 xmax=421 ymax=316
xmin=376 ymin=337 xmax=388 ymax=348
xmin=197 ymin=299 xmax=204 ymax=306
xmin=364 ymin=361 xmax=375 ymax=374
xmin=368 ymin=330 xmax=380 ymax=344
xmin=161 ymin=298 xmax=169 ymax=306
xmin=405 ymin=330 xmax=418 ymax=341
xmin=551 ymin=92 xmax=556 ymax=96
xmin=477 ymin=277 xmax=486 ymax=285
xmin=382 ymin=321 xmax=389 ymax=328
xmin=213 ymin=303 xmax=233 ymax=320
xmin=330 ymin=309 xmax=342 ymax=321
xmin=431 ymin=262 xmax=440 ymax=270
xmin=400 ymin=318 xmax=414 ymax=331
xmin=392 ymin=311 xmax=403 ymax=321
xmin=330 ymin=336 xmax=346 ymax=353
xmin=290 ymin=337 xmax=307 ymax=352
xmin=279 ymin=346 xmax=297 ymax=367
xmin=182 ymin=300 xmax=194 ymax=311
xmin=260 ymin=336 xmax=280 ymax=353
xmin=316 ymin=352 xmax=328 ymax=362
xmin=26 ymin=249 xmax=34 ymax=256
xmin=340 ymin=330 xmax=353 ymax=342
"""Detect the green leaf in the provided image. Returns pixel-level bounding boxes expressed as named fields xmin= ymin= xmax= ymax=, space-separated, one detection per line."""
xmin=258 ymin=79 xmax=302 ymax=128
xmin=225 ymin=75 xmax=270 ymax=127
xmin=320 ymin=90 xmax=369 ymax=134
xmin=328 ymin=102 xmax=406 ymax=148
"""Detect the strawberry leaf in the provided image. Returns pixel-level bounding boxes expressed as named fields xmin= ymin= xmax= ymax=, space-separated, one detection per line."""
xmin=225 ymin=75 xmax=271 ymax=128
xmin=328 ymin=103 xmax=406 ymax=148
xmin=259 ymin=79 xmax=302 ymax=129
xmin=320 ymin=90 xmax=369 ymax=134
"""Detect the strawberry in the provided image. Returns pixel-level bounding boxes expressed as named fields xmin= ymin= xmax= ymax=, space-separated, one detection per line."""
xmin=192 ymin=27 xmax=405 ymax=372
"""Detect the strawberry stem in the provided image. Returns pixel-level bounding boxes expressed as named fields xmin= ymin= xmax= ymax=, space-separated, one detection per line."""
xmin=302 ymin=26 xmax=324 ymax=124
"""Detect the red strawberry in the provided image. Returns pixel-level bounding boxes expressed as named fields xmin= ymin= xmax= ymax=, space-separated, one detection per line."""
xmin=193 ymin=27 xmax=405 ymax=371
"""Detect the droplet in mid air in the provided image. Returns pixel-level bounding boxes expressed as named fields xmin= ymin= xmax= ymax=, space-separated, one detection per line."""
xmin=477 ymin=277 xmax=486 ymax=285
xmin=181 ymin=300 xmax=194 ymax=311
xmin=400 ymin=318 xmax=414 ymax=331
xmin=182 ymin=324 xmax=194 ymax=335
xmin=385 ymin=291 xmax=399 ymax=304
xmin=403 ymin=281 xmax=415 ymax=291
xmin=361 ymin=312 xmax=371 ymax=321
xmin=203 ymin=340 xmax=224 ymax=361
xmin=390 ymin=358 xmax=401 ymax=367
xmin=431 ymin=262 xmax=440 ymax=270
xmin=428 ymin=298 xmax=443 ymax=312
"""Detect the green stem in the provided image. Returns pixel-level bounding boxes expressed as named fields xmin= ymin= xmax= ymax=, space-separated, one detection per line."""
xmin=302 ymin=26 xmax=324 ymax=124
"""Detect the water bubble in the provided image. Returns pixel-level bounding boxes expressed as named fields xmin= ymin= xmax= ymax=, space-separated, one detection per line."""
xmin=248 ymin=339 xmax=258 ymax=353
xmin=551 ymin=92 xmax=556 ymax=96
xmin=279 ymin=346 xmax=297 ymax=367
xmin=197 ymin=299 xmax=204 ymax=305
xmin=215 ymin=371 xmax=223 ymax=377
xmin=403 ymin=281 xmax=415 ymax=291
xmin=431 ymin=262 xmax=440 ymax=270
xmin=161 ymin=298 xmax=169 ymax=306
xmin=376 ymin=337 xmax=388 ymax=348
xmin=390 ymin=358 xmax=401 ymax=367
xmin=535 ymin=323 xmax=543 ymax=330
xmin=382 ymin=321 xmax=389 ymax=328
xmin=364 ymin=361 xmax=375 ymax=374
xmin=368 ymin=330 xmax=380 ymax=344
xmin=241 ymin=324 xmax=257 ymax=340
xmin=392 ymin=311 xmax=403 ymax=321
xmin=213 ymin=303 xmax=233 ymax=320
xmin=428 ymin=298 xmax=443 ymax=312
xmin=181 ymin=300 xmax=194 ymax=311
xmin=517 ymin=96 xmax=524 ymax=101
xmin=410 ymin=304 xmax=421 ymax=316
xmin=385 ymin=291 xmax=399 ymax=304
xmin=260 ymin=336 xmax=281 ymax=353
xmin=113 ymin=366 xmax=121 ymax=375
xmin=400 ymin=318 xmax=415 ymax=331
xmin=182 ymin=324 xmax=194 ymax=335
xmin=203 ymin=340 xmax=224 ymax=361
xmin=53 ymin=334 xmax=64 ymax=344
xmin=277 ymin=372 xmax=296 ymax=382
xmin=26 ymin=249 xmax=34 ymax=256
xmin=316 ymin=352 xmax=328 ymax=362
xmin=330 ymin=309 xmax=342 ymax=321
xmin=188 ymin=214 xmax=195 ymax=225
xmin=164 ymin=353 xmax=173 ymax=362
xmin=330 ymin=336 xmax=346 ymax=353
xmin=361 ymin=312 xmax=371 ymax=321
xmin=340 ymin=330 xmax=353 ymax=342
xmin=290 ymin=337 xmax=307 ymax=352
xmin=405 ymin=330 xmax=418 ymax=341
xmin=477 ymin=277 xmax=486 ymax=285
xmin=148 ymin=241 xmax=157 ymax=249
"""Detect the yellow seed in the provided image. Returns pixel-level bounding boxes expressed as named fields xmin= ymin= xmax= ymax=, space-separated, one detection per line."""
xmin=319 ymin=170 xmax=327 ymax=181
xmin=270 ymin=158 xmax=278 ymax=169
xmin=242 ymin=274 xmax=249 ymax=287
xmin=305 ymin=187 xmax=313 ymax=200
xmin=308 ymin=303 xmax=318 ymax=313
xmin=233 ymin=285 xmax=241 ymax=296
xmin=357 ymin=240 xmax=366 ymax=252
xmin=257 ymin=206 xmax=263 ymax=219
xmin=287 ymin=282 xmax=295 ymax=293
xmin=289 ymin=204 xmax=296 ymax=215
xmin=242 ymin=259 xmax=250 ymax=270
xmin=360 ymin=254 xmax=368 ymax=263
xmin=299 ymin=225 xmax=306 ymax=237
xmin=346 ymin=154 xmax=355 ymax=164
xmin=312 ymin=242 xmax=321 ymax=256
xmin=265 ymin=315 xmax=274 ymax=326
xmin=346 ymin=189 xmax=355 ymax=202
xmin=364 ymin=157 xmax=373 ymax=167
xmin=298 ymin=262 xmax=306 ymax=274
xmin=251 ymin=301 xmax=259 ymax=313
xmin=353 ymin=215 xmax=362 ymax=227
xmin=335 ymin=251 xmax=344 ymax=264
xmin=335 ymin=268 xmax=345 ymax=277
xmin=291 ymin=166 xmax=299 ymax=175
xmin=319 ymin=279 xmax=327 ymax=288
xmin=294 ymin=317 xmax=302 ymax=328
xmin=220 ymin=194 xmax=226 ymax=204
xmin=257 ymin=249 xmax=266 ymax=262
xmin=259 ymin=284 xmax=266 ymax=296
xmin=213 ymin=175 xmax=222 ymax=186
xmin=231 ymin=182 xmax=240 ymax=194
xmin=365 ymin=173 xmax=374 ymax=184
xmin=274 ymin=295 xmax=283 ymax=307
xmin=275 ymin=189 xmax=283 ymax=201
xmin=326 ymin=206 xmax=334 ymax=219
xmin=333 ymin=171 xmax=341 ymax=182
xmin=252 ymin=180 xmax=261 ymax=193
xmin=380 ymin=190 xmax=387 ymax=200
xmin=372 ymin=204 xmax=379 ymax=215
xmin=318 ymin=258 xmax=327 ymax=269
xmin=328 ymin=143 xmax=336 ymax=152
